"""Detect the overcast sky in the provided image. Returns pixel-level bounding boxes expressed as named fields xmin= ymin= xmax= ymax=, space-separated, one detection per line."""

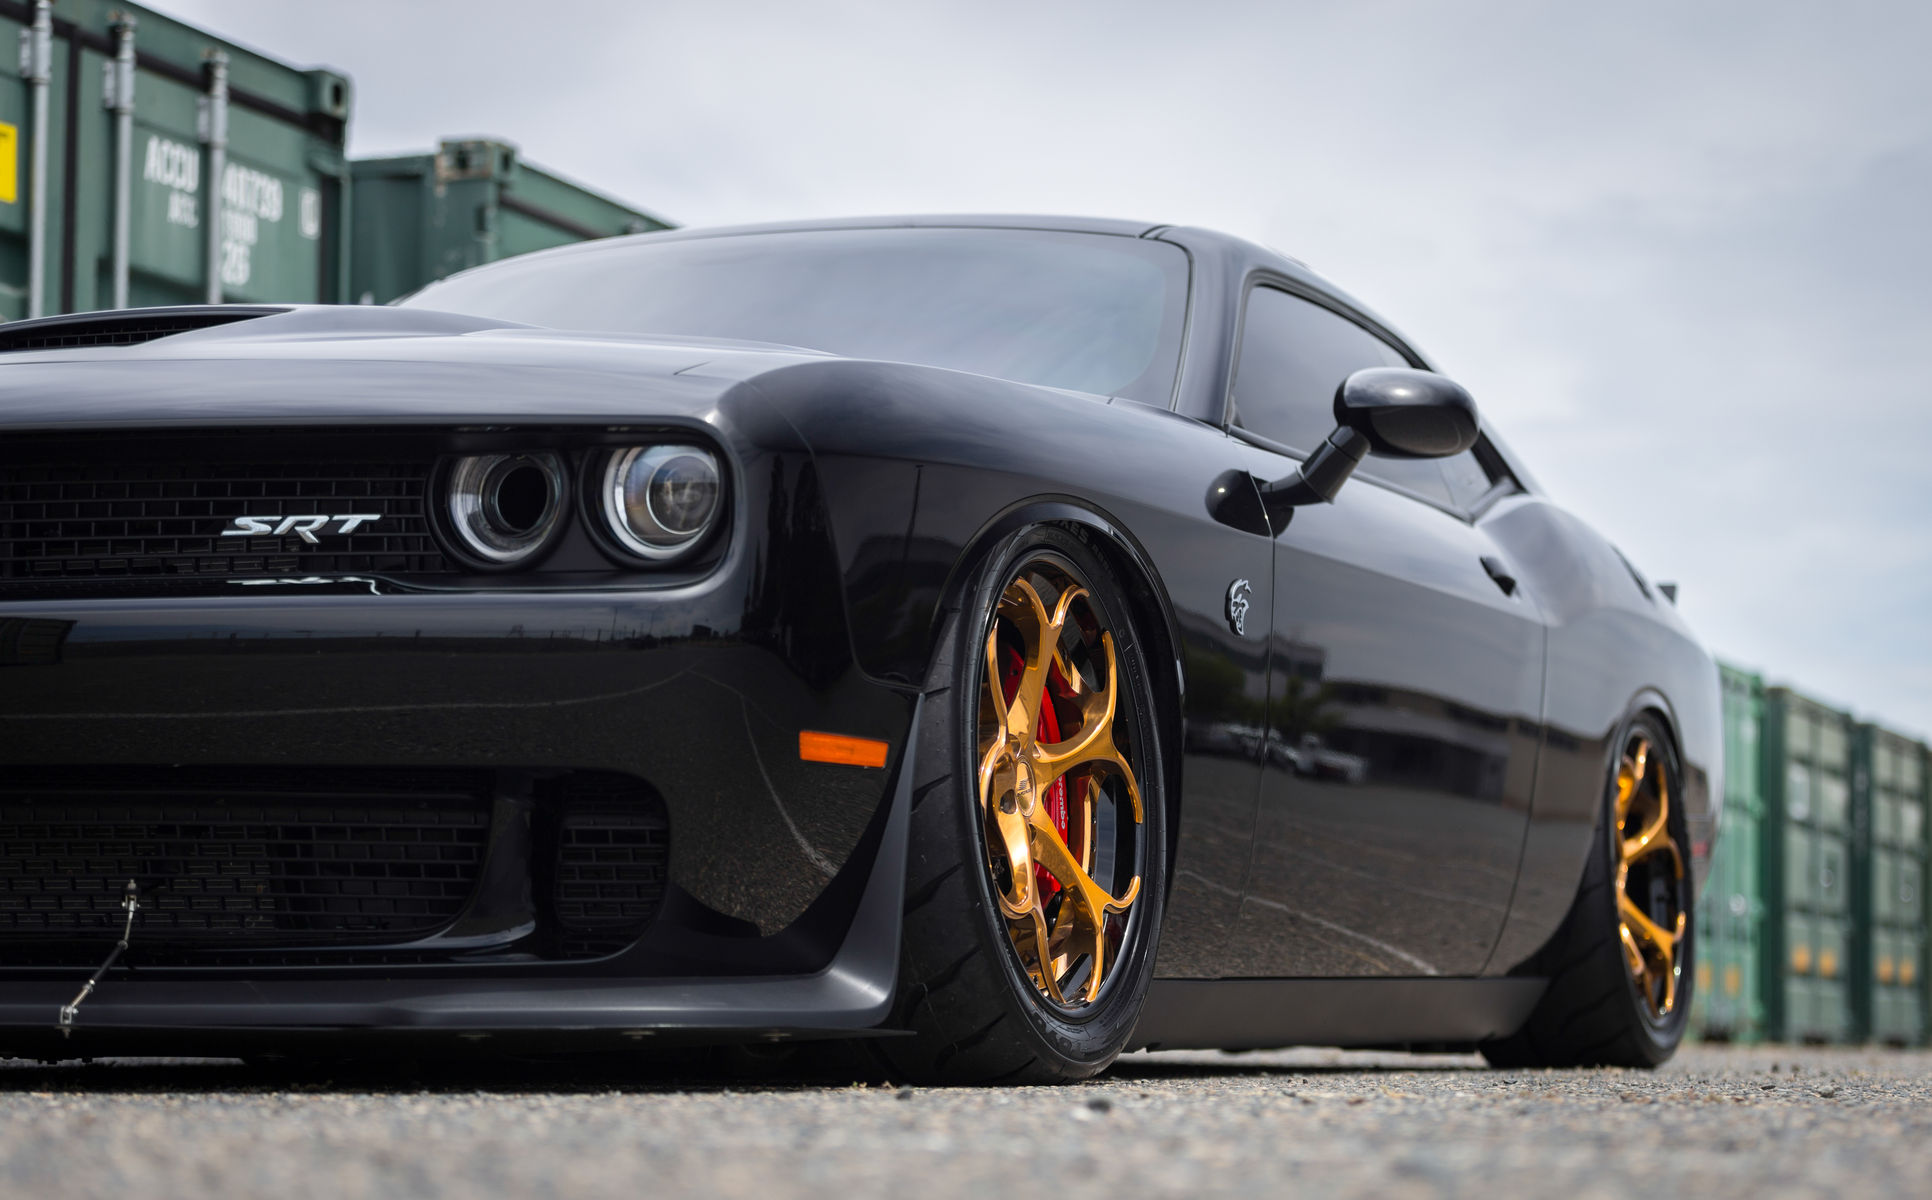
xmin=159 ymin=0 xmax=1932 ymax=737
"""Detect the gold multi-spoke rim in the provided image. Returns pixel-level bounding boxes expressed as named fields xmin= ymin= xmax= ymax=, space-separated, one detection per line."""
xmin=1614 ymin=732 xmax=1688 ymax=1020
xmin=977 ymin=566 xmax=1143 ymax=1009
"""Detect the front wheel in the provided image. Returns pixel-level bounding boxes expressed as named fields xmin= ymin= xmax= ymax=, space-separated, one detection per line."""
xmin=875 ymin=525 xmax=1169 ymax=1085
xmin=1482 ymin=710 xmax=1695 ymax=1068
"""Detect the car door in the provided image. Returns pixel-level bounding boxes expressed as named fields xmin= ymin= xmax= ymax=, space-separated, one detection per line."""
xmin=1217 ymin=283 xmax=1547 ymax=978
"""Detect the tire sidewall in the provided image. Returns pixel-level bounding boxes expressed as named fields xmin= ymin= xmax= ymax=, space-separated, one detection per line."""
xmin=946 ymin=524 xmax=1168 ymax=1069
xmin=1602 ymin=709 xmax=1694 ymax=1058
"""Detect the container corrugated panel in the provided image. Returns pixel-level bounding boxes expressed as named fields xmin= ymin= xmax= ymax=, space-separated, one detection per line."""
xmin=1692 ymin=662 xmax=1767 ymax=1041
xmin=0 ymin=0 xmax=351 ymax=319
xmin=1853 ymin=723 xmax=1928 ymax=1045
xmin=349 ymin=138 xmax=672 ymax=306
xmin=1762 ymin=687 xmax=1858 ymax=1042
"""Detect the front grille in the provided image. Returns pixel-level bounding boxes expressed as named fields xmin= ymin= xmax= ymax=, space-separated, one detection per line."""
xmin=550 ymin=775 xmax=670 ymax=957
xmin=0 ymin=457 xmax=450 ymax=586
xmin=0 ymin=767 xmax=492 ymax=948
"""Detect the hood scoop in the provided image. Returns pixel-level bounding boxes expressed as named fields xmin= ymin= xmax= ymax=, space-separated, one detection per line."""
xmin=0 ymin=306 xmax=288 ymax=353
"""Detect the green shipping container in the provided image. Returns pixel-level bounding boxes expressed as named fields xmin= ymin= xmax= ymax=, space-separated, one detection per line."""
xmin=1762 ymin=687 xmax=1858 ymax=1042
xmin=1853 ymin=723 xmax=1928 ymax=1045
xmin=1691 ymin=663 xmax=1767 ymax=1040
xmin=348 ymin=138 xmax=671 ymax=305
xmin=0 ymin=0 xmax=352 ymax=318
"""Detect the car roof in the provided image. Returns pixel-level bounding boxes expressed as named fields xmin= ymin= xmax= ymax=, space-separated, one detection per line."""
xmin=617 ymin=212 xmax=1167 ymax=241
xmin=461 ymin=215 xmax=1175 ymax=276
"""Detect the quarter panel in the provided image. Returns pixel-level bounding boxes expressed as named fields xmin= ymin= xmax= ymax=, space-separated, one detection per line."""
xmin=1480 ymin=495 xmax=1721 ymax=974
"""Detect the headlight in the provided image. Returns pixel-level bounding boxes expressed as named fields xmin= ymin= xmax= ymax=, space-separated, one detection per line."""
xmin=445 ymin=452 xmax=565 ymax=566
xmin=600 ymin=444 xmax=722 ymax=561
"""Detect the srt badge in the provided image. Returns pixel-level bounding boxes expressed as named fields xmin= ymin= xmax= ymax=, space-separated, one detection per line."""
xmin=220 ymin=514 xmax=381 ymax=544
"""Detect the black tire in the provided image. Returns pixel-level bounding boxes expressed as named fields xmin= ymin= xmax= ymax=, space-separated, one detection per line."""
xmin=874 ymin=524 xmax=1169 ymax=1085
xmin=1482 ymin=710 xmax=1695 ymax=1069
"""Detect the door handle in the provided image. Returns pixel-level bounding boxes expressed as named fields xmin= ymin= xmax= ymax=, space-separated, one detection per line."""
xmin=1480 ymin=556 xmax=1517 ymax=596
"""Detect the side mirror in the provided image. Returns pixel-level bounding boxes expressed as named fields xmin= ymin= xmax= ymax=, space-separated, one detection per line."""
xmin=1259 ymin=368 xmax=1479 ymax=518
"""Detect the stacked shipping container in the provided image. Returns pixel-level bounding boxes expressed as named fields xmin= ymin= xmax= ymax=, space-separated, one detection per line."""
xmin=1854 ymin=724 xmax=1926 ymax=1044
xmin=0 ymin=0 xmax=353 ymax=316
xmin=1691 ymin=665 xmax=1767 ymax=1041
xmin=1762 ymin=688 xmax=1857 ymax=1042
xmin=1688 ymin=675 xmax=1931 ymax=1046
xmin=0 ymin=2 xmax=665 ymax=318
xmin=349 ymin=138 xmax=670 ymax=305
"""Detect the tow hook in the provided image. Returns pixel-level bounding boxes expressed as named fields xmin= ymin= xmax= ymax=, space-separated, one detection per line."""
xmin=57 ymin=880 xmax=141 ymax=1036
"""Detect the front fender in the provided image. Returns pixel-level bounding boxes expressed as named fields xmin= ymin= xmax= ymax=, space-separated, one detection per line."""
xmin=738 ymin=360 xmax=1200 ymax=689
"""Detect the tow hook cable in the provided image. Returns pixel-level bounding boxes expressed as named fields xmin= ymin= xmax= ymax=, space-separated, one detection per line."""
xmin=57 ymin=880 xmax=140 ymax=1037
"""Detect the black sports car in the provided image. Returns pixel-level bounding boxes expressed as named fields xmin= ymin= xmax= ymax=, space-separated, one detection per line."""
xmin=0 ymin=216 xmax=1720 ymax=1082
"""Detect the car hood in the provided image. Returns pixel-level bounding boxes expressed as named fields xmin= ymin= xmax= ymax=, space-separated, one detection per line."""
xmin=0 ymin=305 xmax=835 ymax=431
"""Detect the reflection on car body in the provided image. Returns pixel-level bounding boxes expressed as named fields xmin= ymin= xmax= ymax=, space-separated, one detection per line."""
xmin=0 ymin=215 xmax=1719 ymax=1079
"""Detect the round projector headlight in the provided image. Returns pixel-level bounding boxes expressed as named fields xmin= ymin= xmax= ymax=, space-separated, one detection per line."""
xmin=446 ymin=452 xmax=565 ymax=566
xmin=601 ymin=444 xmax=722 ymax=561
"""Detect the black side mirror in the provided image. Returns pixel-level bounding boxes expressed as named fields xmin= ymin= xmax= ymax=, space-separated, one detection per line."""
xmin=1259 ymin=368 xmax=1479 ymax=518
xmin=1335 ymin=367 xmax=1481 ymax=458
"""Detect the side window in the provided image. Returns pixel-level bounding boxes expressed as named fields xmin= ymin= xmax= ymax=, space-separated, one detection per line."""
xmin=1232 ymin=285 xmax=1493 ymax=510
xmin=1441 ymin=435 xmax=1519 ymax=511
xmin=1441 ymin=444 xmax=1498 ymax=510
xmin=1231 ymin=286 xmax=1403 ymax=455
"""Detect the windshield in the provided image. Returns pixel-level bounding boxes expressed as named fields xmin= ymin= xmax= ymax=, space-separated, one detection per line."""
xmin=404 ymin=227 xmax=1190 ymax=405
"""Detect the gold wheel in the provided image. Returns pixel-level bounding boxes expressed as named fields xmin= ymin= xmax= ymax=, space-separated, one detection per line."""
xmin=1613 ymin=731 xmax=1689 ymax=1020
xmin=977 ymin=559 xmax=1144 ymax=1009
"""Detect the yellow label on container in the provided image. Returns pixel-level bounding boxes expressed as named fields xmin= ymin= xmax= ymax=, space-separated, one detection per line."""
xmin=0 ymin=122 xmax=15 ymax=204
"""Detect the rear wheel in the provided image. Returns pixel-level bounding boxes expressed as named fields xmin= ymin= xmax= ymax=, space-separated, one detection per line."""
xmin=1482 ymin=711 xmax=1694 ymax=1068
xmin=875 ymin=525 xmax=1168 ymax=1085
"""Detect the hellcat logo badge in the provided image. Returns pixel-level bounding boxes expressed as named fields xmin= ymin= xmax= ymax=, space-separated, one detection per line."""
xmin=1225 ymin=578 xmax=1252 ymax=637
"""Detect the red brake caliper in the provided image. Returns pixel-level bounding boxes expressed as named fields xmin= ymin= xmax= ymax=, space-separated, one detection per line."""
xmin=1001 ymin=645 xmax=1070 ymax=900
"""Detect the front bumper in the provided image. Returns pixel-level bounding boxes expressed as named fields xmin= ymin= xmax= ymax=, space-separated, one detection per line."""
xmin=0 ymin=745 xmax=916 ymax=1058
xmin=0 ymin=587 xmax=917 ymax=1049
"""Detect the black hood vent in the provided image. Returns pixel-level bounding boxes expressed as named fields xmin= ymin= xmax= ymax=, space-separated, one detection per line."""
xmin=0 ymin=306 xmax=287 ymax=353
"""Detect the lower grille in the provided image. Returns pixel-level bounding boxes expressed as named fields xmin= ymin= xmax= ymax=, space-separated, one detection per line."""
xmin=550 ymin=775 xmax=670 ymax=958
xmin=0 ymin=767 xmax=491 ymax=948
xmin=0 ymin=455 xmax=450 ymax=587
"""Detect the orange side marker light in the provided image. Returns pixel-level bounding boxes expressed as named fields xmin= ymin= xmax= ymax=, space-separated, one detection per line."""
xmin=798 ymin=731 xmax=889 ymax=768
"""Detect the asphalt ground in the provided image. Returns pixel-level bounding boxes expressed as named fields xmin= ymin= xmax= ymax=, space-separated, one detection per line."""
xmin=0 ymin=1043 xmax=1927 ymax=1199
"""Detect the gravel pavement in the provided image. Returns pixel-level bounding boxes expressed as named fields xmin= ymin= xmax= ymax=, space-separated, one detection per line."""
xmin=1 ymin=1042 xmax=1927 ymax=1199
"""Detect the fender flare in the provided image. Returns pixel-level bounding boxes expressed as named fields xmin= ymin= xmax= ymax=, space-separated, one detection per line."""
xmin=931 ymin=494 xmax=1190 ymax=889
